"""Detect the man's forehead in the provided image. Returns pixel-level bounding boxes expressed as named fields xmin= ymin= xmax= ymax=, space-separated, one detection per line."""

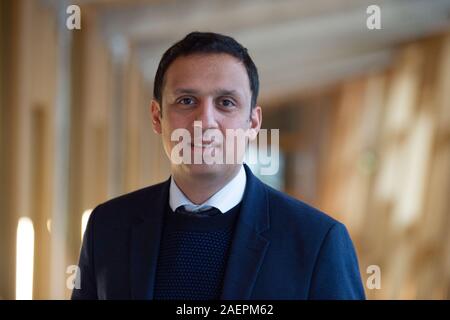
xmin=172 ymin=88 xmax=242 ymax=96
xmin=163 ymin=54 xmax=251 ymax=98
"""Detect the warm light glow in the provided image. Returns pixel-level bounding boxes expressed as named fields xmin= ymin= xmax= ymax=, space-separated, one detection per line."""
xmin=16 ymin=217 xmax=35 ymax=300
xmin=81 ymin=209 xmax=93 ymax=240
xmin=46 ymin=219 xmax=51 ymax=233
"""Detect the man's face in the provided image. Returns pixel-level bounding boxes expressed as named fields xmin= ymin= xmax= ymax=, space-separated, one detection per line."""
xmin=151 ymin=53 xmax=262 ymax=180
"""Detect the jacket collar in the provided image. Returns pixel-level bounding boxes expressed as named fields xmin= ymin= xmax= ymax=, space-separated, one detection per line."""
xmin=220 ymin=164 xmax=270 ymax=299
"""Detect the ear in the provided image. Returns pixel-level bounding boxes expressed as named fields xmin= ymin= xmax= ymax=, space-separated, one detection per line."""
xmin=249 ymin=105 xmax=262 ymax=140
xmin=151 ymin=100 xmax=162 ymax=134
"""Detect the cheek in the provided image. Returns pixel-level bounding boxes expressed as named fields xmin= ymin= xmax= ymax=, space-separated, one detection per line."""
xmin=161 ymin=113 xmax=192 ymax=146
xmin=220 ymin=115 xmax=250 ymax=130
xmin=165 ymin=109 xmax=192 ymax=127
xmin=160 ymin=118 xmax=175 ymax=144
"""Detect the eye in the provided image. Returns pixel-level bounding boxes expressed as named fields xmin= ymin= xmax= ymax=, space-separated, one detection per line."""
xmin=219 ymin=98 xmax=236 ymax=108
xmin=177 ymin=97 xmax=195 ymax=105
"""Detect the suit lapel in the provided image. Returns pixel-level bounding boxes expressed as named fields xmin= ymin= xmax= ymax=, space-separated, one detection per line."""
xmin=130 ymin=178 xmax=170 ymax=299
xmin=220 ymin=164 xmax=271 ymax=299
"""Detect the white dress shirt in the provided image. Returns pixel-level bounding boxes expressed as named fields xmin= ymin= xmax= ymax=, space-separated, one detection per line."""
xmin=169 ymin=165 xmax=246 ymax=214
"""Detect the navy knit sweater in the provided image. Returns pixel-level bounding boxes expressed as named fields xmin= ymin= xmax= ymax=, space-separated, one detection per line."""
xmin=153 ymin=203 xmax=240 ymax=300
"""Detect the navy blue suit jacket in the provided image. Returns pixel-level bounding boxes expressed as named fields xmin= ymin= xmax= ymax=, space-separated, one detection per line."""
xmin=72 ymin=164 xmax=365 ymax=299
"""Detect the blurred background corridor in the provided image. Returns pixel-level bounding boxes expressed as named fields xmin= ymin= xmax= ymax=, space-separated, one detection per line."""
xmin=1 ymin=0 xmax=450 ymax=299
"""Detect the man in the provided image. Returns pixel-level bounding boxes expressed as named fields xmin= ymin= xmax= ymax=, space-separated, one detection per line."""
xmin=72 ymin=32 xmax=365 ymax=300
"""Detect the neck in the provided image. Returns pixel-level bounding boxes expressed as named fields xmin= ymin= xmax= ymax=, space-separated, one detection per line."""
xmin=172 ymin=165 xmax=241 ymax=204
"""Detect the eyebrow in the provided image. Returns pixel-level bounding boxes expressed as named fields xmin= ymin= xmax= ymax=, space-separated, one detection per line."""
xmin=173 ymin=88 xmax=241 ymax=97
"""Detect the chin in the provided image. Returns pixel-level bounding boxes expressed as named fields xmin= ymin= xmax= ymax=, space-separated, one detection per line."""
xmin=184 ymin=163 xmax=222 ymax=176
xmin=186 ymin=162 xmax=242 ymax=179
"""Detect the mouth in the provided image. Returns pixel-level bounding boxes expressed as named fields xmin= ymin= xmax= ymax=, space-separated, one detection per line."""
xmin=191 ymin=142 xmax=216 ymax=148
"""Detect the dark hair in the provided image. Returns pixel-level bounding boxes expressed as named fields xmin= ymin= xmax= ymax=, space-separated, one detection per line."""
xmin=153 ymin=31 xmax=259 ymax=110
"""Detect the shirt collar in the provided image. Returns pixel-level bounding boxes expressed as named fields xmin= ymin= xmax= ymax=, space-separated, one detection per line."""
xmin=169 ymin=165 xmax=246 ymax=213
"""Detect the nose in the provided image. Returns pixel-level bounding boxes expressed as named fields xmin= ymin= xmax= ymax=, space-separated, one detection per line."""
xmin=195 ymin=98 xmax=218 ymax=130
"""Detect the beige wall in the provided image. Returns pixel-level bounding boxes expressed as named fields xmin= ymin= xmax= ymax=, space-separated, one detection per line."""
xmin=262 ymin=32 xmax=450 ymax=299
xmin=0 ymin=0 xmax=169 ymax=299
xmin=0 ymin=0 xmax=14 ymax=300
xmin=302 ymin=34 xmax=450 ymax=299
